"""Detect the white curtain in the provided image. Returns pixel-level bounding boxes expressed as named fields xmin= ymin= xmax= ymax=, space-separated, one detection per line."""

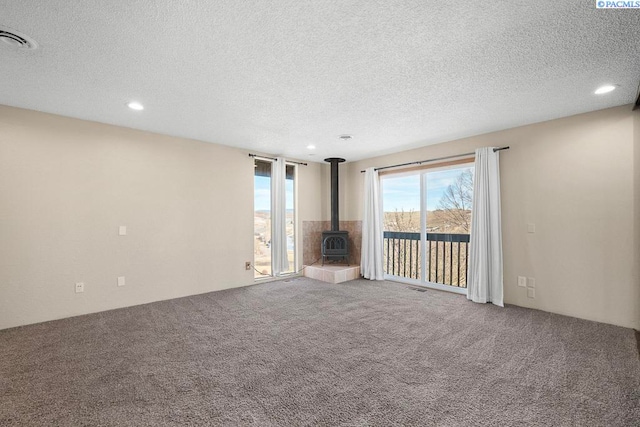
xmin=467 ymin=147 xmax=504 ymax=306
xmin=271 ymin=157 xmax=289 ymax=275
xmin=360 ymin=168 xmax=385 ymax=280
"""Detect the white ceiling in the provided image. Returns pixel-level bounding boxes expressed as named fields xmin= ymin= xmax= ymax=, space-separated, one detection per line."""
xmin=1 ymin=1 xmax=638 ymax=162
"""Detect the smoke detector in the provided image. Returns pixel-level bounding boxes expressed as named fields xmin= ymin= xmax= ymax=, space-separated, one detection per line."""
xmin=0 ymin=27 xmax=38 ymax=50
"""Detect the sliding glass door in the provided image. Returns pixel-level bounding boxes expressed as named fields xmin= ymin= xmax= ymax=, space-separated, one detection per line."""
xmin=381 ymin=163 xmax=474 ymax=293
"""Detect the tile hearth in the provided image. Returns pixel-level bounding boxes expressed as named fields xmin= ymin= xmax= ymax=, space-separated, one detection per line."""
xmin=303 ymin=264 xmax=360 ymax=284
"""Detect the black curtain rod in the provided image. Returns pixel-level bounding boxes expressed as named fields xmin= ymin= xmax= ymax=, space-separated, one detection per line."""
xmin=248 ymin=153 xmax=307 ymax=166
xmin=360 ymin=146 xmax=510 ymax=173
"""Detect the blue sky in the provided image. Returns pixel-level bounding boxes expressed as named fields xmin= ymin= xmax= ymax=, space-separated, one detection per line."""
xmin=382 ymin=167 xmax=473 ymax=212
xmin=254 ymin=176 xmax=294 ymax=211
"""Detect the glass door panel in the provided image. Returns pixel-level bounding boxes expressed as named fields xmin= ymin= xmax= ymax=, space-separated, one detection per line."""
xmin=381 ymin=173 xmax=421 ymax=280
xmin=424 ymin=166 xmax=474 ymax=288
xmin=284 ymin=164 xmax=295 ymax=274
xmin=254 ymin=160 xmax=272 ymax=278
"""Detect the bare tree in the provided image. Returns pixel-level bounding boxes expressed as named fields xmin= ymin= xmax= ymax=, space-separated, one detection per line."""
xmin=437 ymin=169 xmax=473 ymax=232
xmin=384 ymin=208 xmax=420 ymax=232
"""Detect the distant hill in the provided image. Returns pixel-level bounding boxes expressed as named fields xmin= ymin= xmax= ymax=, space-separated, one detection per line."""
xmin=384 ymin=209 xmax=471 ymax=234
xmin=254 ymin=209 xmax=294 ymax=215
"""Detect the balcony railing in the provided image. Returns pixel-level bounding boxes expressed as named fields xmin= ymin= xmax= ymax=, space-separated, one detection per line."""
xmin=383 ymin=231 xmax=470 ymax=288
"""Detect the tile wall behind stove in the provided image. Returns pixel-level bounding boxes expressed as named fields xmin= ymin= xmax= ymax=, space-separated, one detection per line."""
xmin=302 ymin=220 xmax=362 ymax=266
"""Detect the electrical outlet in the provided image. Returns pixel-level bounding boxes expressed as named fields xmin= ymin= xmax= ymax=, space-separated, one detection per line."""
xmin=117 ymin=276 xmax=126 ymax=287
xmin=517 ymin=276 xmax=527 ymax=287
xmin=527 ymin=223 xmax=536 ymax=233
xmin=119 ymin=225 xmax=127 ymax=236
xmin=527 ymin=288 xmax=535 ymax=299
xmin=245 ymin=262 xmax=251 ymax=271
xmin=75 ymin=282 xmax=84 ymax=293
xmin=527 ymin=277 xmax=536 ymax=288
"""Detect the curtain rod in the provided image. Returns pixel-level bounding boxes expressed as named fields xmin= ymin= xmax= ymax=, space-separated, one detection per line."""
xmin=359 ymin=146 xmax=509 ymax=173
xmin=248 ymin=153 xmax=307 ymax=166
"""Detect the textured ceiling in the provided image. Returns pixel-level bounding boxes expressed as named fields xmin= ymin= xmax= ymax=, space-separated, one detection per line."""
xmin=1 ymin=1 xmax=639 ymax=162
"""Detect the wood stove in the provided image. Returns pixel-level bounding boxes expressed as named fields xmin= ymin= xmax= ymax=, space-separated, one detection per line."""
xmin=322 ymin=230 xmax=348 ymax=265
xmin=322 ymin=158 xmax=349 ymax=265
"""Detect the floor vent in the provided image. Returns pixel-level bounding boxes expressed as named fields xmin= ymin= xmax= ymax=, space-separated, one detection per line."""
xmin=411 ymin=287 xmax=427 ymax=292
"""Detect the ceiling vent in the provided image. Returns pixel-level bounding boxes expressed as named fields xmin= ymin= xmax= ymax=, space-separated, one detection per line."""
xmin=0 ymin=27 xmax=38 ymax=49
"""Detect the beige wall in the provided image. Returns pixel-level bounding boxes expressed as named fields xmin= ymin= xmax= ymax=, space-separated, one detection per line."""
xmin=0 ymin=106 xmax=326 ymax=330
xmin=344 ymin=105 xmax=640 ymax=330
xmin=2 ymin=104 xmax=637 ymax=331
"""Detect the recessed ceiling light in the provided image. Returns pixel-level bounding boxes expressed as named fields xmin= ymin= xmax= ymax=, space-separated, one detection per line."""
xmin=307 ymin=144 xmax=316 ymax=150
xmin=0 ymin=27 xmax=38 ymax=50
xmin=338 ymin=135 xmax=353 ymax=141
xmin=127 ymin=101 xmax=144 ymax=111
xmin=594 ymin=85 xmax=616 ymax=95
xmin=0 ymin=35 xmax=22 ymax=47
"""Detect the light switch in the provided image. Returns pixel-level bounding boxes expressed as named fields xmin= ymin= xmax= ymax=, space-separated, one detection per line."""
xmin=527 ymin=223 xmax=536 ymax=233
xmin=527 ymin=277 xmax=536 ymax=288
xmin=119 ymin=225 xmax=127 ymax=236
xmin=527 ymin=288 xmax=535 ymax=299
xmin=518 ymin=276 xmax=527 ymax=287
xmin=117 ymin=276 xmax=126 ymax=287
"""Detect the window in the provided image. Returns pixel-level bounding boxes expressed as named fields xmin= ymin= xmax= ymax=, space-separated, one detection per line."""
xmin=284 ymin=164 xmax=296 ymax=273
xmin=254 ymin=159 xmax=296 ymax=278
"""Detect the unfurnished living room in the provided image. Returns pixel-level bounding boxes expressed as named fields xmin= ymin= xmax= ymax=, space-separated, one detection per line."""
xmin=1 ymin=1 xmax=639 ymax=426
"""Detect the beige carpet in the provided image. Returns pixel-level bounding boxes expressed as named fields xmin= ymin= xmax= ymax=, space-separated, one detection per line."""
xmin=1 ymin=277 xmax=639 ymax=426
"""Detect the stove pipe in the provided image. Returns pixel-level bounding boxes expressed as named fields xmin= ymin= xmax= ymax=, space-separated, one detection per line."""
xmin=324 ymin=157 xmax=346 ymax=231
